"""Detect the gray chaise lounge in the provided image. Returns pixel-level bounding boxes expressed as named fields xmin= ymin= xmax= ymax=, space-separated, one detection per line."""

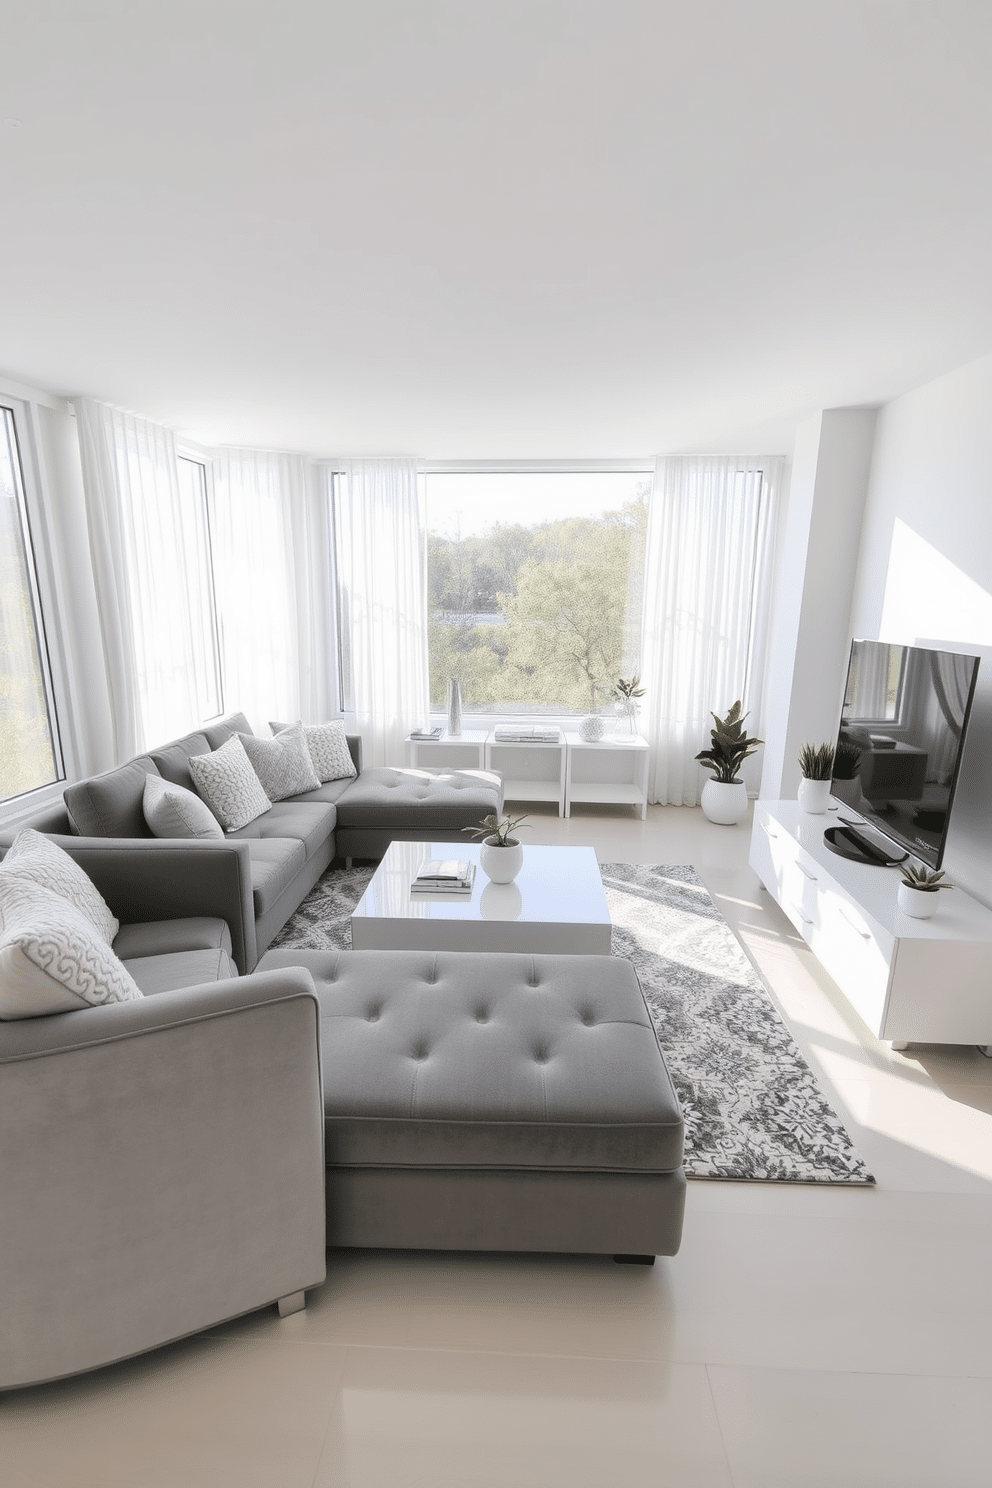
xmin=260 ymin=946 xmax=686 ymax=1261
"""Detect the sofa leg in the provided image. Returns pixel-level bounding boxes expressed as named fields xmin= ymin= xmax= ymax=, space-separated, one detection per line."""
xmin=277 ymin=1290 xmax=307 ymax=1317
xmin=613 ymin=1254 xmax=655 ymax=1266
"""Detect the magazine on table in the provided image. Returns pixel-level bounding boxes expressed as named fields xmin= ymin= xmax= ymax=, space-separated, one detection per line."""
xmin=411 ymin=859 xmax=476 ymax=895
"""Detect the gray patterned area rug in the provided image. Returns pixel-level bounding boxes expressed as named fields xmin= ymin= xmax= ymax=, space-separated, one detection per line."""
xmin=270 ymin=861 xmax=874 ymax=1185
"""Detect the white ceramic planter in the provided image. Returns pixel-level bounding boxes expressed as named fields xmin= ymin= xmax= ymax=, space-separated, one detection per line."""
xmin=897 ymin=883 xmax=939 ymax=919
xmin=798 ymin=777 xmax=832 ymax=814
xmin=700 ymin=779 xmax=748 ymax=825
xmin=479 ymin=836 xmax=524 ymax=883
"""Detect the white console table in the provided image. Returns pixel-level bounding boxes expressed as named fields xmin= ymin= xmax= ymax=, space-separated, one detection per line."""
xmin=563 ymin=732 xmax=649 ymax=818
xmin=485 ymin=735 xmax=567 ymax=817
xmin=405 ymin=730 xmax=489 ymax=769
xmin=750 ymin=800 xmax=992 ymax=1046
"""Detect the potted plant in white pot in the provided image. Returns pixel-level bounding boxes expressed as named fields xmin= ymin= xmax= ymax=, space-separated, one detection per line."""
xmin=897 ymin=862 xmax=952 ymax=920
xmin=695 ymin=701 xmax=762 ymax=824
xmin=797 ymin=742 xmax=835 ymax=814
xmin=463 ymin=812 xmax=530 ymax=883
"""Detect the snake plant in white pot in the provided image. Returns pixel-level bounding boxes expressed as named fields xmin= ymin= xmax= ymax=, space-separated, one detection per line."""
xmin=797 ymin=742 xmax=835 ymax=814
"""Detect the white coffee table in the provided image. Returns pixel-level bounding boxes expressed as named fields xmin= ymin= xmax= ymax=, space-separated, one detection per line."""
xmin=350 ymin=840 xmax=612 ymax=954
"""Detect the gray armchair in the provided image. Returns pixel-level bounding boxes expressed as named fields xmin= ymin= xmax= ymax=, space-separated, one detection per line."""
xmin=0 ymin=967 xmax=326 ymax=1390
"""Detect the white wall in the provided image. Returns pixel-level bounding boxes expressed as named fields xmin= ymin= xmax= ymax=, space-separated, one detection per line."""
xmin=848 ymin=351 xmax=992 ymax=905
xmin=759 ymin=407 xmax=877 ymax=800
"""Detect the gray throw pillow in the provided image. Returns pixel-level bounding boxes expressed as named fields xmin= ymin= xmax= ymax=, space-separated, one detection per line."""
xmin=269 ymin=718 xmax=357 ymax=783
xmin=239 ymin=723 xmax=321 ymax=801
xmin=0 ymin=875 xmax=143 ymax=1020
xmin=188 ymin=735 xmax=272 ymax=831
xmin=142 ymin=773 xmax=224 ymax=839
xmin=0 ymin=827 xmax=119 ymax=944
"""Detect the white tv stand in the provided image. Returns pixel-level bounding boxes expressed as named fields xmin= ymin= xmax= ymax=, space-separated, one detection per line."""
xmin=749 ymin=800 xmax=992 ymax=1047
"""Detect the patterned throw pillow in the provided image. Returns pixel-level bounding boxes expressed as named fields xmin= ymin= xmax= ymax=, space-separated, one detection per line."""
xmin=0 ymin=875 xmax=143 ymax=1020
xmin=0 ymin=827 xmax=119 ymax=944
xmin=269 ymin=719 xmax=357 ymax=783
xmin=142 ymin=773 xmax=224 ymax=839
xmin=188 ymin=735 xmax=272 ymax=831
xmin=239 ymin=723 xmax=321 ymax=801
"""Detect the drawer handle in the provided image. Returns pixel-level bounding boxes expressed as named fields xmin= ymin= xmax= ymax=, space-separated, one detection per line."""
xmin=838 ymin=907 xmax=871 ymax=940
xmin=798 ymin=864 xmax=818 ymax=882
xmin=760 ymin=823 xmax=779 ymax=839
xmin=788 ymin=901 xmax=815 ymax=927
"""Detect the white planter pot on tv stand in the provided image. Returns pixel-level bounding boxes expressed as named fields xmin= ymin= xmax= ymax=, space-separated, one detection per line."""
xmin=749 ymin=800 xmax=992 ymax=1048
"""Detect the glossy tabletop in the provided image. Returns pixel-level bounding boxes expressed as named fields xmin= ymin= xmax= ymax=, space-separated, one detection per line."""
xmin=350 ymin=840 xmax=612 ymax=954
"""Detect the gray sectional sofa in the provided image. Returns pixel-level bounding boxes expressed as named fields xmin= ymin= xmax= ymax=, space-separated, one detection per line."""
xmin=0 ymin=713 xmax=685 ymax=1391
xmin=6 ymin=711 xmax=502 ymax=971
xmin=0 ymin=858 xmax=684 ymax=1388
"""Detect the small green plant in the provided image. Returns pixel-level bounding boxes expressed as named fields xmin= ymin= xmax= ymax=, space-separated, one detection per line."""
xmin=612 ymin=675 xmax=645 ymax=704
xmin=831 ymin=740 xmax=862 ymax=780
xmin=462 ymin=812 xmax=530 ymax=847
xmin=695 ymin=701 xmax=763 ymax=785
xmin=900 ymin=863 xmax=952 ymax=893
xmin=798 ymin=743 xmax=835 ymax=781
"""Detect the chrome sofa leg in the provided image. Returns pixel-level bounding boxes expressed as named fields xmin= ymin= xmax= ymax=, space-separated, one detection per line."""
xmin=277 ymin=1290 xmax=306 ymax=1317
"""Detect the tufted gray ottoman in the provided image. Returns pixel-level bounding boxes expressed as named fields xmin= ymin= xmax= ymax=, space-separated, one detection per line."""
xmin=257 ymin=946 xmax=685 ymax=1259
xmin=334 ymin=767 xmax=504 ymax=862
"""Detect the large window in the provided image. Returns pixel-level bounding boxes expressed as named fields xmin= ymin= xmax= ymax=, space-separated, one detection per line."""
xmin=0 ymin=406 xmax=61 ymax=800
xmin=426 ymin=470 xmax=649 ymax=715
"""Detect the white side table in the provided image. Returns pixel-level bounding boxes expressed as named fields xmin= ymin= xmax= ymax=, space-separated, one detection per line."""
xmin=485 ymin=734 xmax=567 ymax=817
xmin=405 ymin=729 xmax=489 ymax=769
xmin=563 ymin=732 xmax=650 ymax=819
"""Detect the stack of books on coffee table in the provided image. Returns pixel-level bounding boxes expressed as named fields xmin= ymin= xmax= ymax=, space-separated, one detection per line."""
xmin=411 ymin=858 xmax=476 ymax=896
xmin=409 ymin=725 xmax=443 ymax=741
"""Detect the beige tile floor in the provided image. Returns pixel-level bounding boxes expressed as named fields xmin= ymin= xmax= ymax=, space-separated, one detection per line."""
xmin=4 ymin=803 xmax=992 ymax=1487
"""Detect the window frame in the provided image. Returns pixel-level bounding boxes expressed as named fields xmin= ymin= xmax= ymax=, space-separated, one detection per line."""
xmin=175 ymin=447 xmax=226 ymax=724
xmin=0 ymin=390 xmax=67 ymax=804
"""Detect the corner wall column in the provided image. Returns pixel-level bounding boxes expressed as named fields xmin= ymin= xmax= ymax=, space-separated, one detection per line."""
xmin=758 ymin=408 xmax=877 ymax=801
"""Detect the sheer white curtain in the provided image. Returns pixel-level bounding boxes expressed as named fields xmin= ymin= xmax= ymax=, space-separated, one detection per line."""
xmin=210 ymin=450 xmax=335 ymax=731
xmin=639 ymin=455 xmax=781 ymax=805
xmin=331 ymin=458 xmax=428 ymax=767
xmin=75 ymin=399 xmax=221 ymax=758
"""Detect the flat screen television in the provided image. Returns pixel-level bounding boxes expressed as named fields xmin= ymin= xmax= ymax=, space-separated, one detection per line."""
xmin=827 ymin=639 xmax=980 ymax=869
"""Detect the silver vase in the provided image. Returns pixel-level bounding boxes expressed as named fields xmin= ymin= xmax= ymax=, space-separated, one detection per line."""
xmin=447 ymin=677 xmax=463 ymax=737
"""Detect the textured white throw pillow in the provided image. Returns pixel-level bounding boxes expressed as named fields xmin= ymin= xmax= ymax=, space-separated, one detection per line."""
xmin=269 ymin=719 xmax=357 ymax=783
xmin=142 ymin=772 xmax=224 ymax=839
xmin=0 ymin=827 xmax=119 ymax=944
xmin=239 ymin=723 xmax=321 ymax=801
xmin=188 ymin=735 xmax=272 ymax=831
xmin=0 ymin=875 xmax=143 ymax=1020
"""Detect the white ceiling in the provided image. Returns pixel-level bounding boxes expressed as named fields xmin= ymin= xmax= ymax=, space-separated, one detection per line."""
xmin=2 ymin=1 xmax=991 ymax=459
